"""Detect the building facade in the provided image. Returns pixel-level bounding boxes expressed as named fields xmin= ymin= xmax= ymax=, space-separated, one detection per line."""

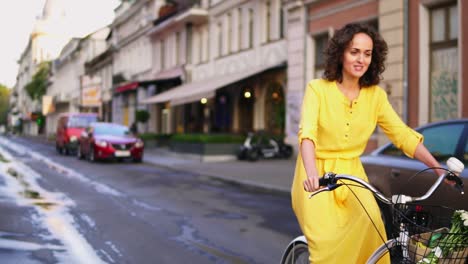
xmin=111 ymin=0 xmax=164 ymax=130
xmin=45 ymin=27 xmax=109 ymax=136
xmin=283 ymin=0 xmax=467 ymax=150
xmin=11 ymin=0 xmax=71 ymax=135
xmin=143 ymin=0 xmax=288 ymax=137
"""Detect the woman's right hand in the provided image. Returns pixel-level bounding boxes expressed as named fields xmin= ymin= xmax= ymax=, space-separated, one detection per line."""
xmin=303 ymin=175 xmax=320 ymax=192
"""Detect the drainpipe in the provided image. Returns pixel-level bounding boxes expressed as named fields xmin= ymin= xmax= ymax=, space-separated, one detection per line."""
xmin=403 ymin=0 xmax=408 ymax=123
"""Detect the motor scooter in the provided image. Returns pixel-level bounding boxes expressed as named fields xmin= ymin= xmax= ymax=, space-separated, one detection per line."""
xmin=237 ymin=131 xmax=293 ymax=161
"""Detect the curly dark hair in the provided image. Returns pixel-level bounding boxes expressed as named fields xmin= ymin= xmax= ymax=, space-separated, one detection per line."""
xmin=323 ymin=22 xmax=388 ymax=87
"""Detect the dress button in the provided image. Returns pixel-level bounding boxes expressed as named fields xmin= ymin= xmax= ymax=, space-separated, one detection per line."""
xmin=346 ymin=123 xmax=349 ymax=126
xmin=345 ymin=135 xmax=348 ymax=137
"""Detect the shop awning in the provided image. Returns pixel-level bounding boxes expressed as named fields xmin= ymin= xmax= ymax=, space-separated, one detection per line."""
xmin=141 ymin=62 xmax=285 ymax=106
xmin=115 ymin=82 xmax=138 ymax=93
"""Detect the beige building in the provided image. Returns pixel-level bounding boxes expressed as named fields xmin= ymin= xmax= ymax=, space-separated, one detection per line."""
xmin=45 ymin=27 xmax=110 ymax=136
xmin=143 ymin=0 xmax=288 ymax=137
xmin=11 ymin=0 xmax=72 ymax=135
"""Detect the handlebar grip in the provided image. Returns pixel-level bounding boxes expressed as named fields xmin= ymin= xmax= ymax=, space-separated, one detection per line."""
xmin=319 ymin=177 xmax=329 ymax=186
xmin=446 ymin=173 xmax=464 ymax=194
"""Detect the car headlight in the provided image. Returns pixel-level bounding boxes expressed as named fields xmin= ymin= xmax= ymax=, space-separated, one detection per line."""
xmin=70 ymin=136 xmax=77 ymax=142
xmin=95 ymin=140 xmax=108 ymax=147
xmin=135 ymin=140 xmax=144 ymax=148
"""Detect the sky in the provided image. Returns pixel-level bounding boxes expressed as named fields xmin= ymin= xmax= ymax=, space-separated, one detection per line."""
xmin=0 ymin=0 xmax=120 ymax=88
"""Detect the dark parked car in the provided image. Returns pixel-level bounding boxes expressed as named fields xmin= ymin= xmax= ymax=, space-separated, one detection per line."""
xmin=77 ymin=122 xmax=144 ymax=162
xmin=362 ymin=119 xmax=468 ymax=224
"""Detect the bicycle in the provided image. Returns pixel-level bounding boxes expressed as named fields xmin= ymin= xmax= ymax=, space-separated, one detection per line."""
xmin=281 ymin=157 xmax=467 ymax=264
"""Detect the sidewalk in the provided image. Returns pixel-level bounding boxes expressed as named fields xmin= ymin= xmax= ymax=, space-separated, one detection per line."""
xmin=143 ymin=147 xmax=295 ymax=195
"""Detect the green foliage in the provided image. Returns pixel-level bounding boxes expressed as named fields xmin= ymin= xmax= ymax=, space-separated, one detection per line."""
xmin=138 ymin=133 xmax=172 ymax=141
xmin=25 ymin=62 xmax=50 ymax=101
xmin=0 ymin=84 xmax=10 ymax=125
xmin=135 ymin=109 xmax=150 ymax=123
xmin=171 ymin=133 xmax=245 ymax=144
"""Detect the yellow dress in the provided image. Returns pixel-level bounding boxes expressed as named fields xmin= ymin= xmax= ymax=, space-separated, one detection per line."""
xmin=291 ymin=79 xmax=423 ymax=263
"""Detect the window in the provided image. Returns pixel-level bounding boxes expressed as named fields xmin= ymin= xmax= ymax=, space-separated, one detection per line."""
xmin=248 ymin=8 xmax=254 ymax=48
xmin=238 ymin=8 xmax=242 ymax=50
xmin=218 ymin=22 xmax=223 ymax=57
xmin=279 ymin=3 xmax=284 ymax=39
xmin=176 ymin=32 xmax=180 ymax=65
xmin=227 ymin=13 xmax=232 ymax=53
xmin=314 ymin=34 xmax=328 ymax=78
xmin=429 ymin=3 xmax=458 ymax=122
xmin=186 ymin=24 xmax=192 ymax=64
xmin=382 ymin=123 xmax=464 ymax=162
xmin=161 ymin=39 xmax=165 ymax=70
xmin=265 ymin=1 xmax=271 ymax=42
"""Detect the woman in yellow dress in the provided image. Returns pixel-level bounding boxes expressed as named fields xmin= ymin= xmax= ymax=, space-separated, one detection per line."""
xmin=291 ymin=23 xmax=446 ymax=263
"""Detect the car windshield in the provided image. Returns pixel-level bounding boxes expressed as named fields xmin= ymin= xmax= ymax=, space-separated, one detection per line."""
xmin=68 ymin=116 xmax=97 ymax=128
xmin=93 ymin=124 xmax=130 ymax=136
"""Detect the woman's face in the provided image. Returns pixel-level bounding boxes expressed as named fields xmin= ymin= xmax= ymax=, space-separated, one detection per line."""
xmin=342 ymin=32 xmax=373 ymax=81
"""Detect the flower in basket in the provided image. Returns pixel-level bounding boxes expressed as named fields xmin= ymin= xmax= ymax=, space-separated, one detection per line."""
xmin=417 ymin=210 xmax=468 ymax=263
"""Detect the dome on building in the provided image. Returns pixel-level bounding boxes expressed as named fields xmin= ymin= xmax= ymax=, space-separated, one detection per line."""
xmin=42 ymin=0 xmax=66 ymax=20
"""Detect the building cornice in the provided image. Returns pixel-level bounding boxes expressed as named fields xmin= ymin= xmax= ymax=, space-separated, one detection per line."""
xmin=147 ymin=7 xmax=208 ymax=37
xmin=112 ymin=0 xmax=147 ymax=27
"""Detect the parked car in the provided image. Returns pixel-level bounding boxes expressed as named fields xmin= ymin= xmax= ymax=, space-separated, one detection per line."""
xmin=362 ymin=119 xmax=468 ymax=230
xmin=237 ymin=131 xmax=293 ymax=161
xmin=56 ymin=113 xmax=98 ymax=155
xmin=77 ymin=122 xmax=144 ymax=162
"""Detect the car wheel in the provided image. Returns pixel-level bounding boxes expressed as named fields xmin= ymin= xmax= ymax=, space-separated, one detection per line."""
xmin=88 ymin=146 xmax=95 ymax=162
xmin=282 ymin=146 xmax=293 ymax=159
xmin=247 ymin=148 xmax=260 ymax=161
xmin=133 ymin=157 xmax=142 ymax=163
xmin=77 ymin=144 xmax=83 ymax=160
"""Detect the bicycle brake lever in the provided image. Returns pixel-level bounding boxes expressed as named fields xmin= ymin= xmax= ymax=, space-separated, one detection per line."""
xmin=454 ymin=184 xmax=464 ymax=195
xmin=307 ymin=184 xmax=342 ymax=199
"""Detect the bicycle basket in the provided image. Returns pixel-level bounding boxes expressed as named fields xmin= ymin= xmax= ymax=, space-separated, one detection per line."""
xmin=389 ymin=204 xmax=468 ymax=264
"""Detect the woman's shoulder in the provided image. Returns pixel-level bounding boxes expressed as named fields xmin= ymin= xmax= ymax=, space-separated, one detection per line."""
xmin=364 ymin=84 xmax=387 ymax=98
xmin=306 ymin=78 xmax=335 ymax=92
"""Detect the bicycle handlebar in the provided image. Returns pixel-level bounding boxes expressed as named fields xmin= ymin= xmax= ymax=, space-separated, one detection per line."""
xmin=309 ymin=164 xmax=464 ymax=205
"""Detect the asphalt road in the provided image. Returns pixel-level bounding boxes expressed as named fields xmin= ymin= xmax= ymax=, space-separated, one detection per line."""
xmin=0 ymin=136 xmax=301 ymax=264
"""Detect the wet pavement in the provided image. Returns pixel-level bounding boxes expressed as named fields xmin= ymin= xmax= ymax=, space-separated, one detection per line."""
xmin=0 ymin=135 xmax=301 ymax=264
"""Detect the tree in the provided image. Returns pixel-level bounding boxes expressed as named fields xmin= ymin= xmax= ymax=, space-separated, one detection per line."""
xmin=25 ymin=61 xmax=50 ymax=101
xmin=0 ymin=84 xmax=10 ymax=125
xmin=135 ymin=109 xmax=150 ymax=123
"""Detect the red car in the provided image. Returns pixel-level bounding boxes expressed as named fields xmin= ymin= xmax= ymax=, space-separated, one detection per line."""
xmin=77 ymin=122 xmax=144 ymax=162
xmin=56 ymin=113 xmax=98 ymax=155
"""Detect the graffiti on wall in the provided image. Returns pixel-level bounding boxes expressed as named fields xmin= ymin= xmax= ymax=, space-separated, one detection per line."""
xmin=430 ymin=48 xmax=458 ymax=122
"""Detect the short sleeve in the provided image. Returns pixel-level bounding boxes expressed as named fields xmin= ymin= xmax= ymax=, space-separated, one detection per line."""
xmin=298 ymin=81 xmax=320 ymax=145
xmin=376 ymin=88 xmax=423 ymax=158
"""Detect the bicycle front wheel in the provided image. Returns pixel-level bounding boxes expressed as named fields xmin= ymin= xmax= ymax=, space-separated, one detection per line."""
xmin=366 ymin=239 xmax=405 ymax=264
xmin=282 ymin=242 xmax=309 ymax=264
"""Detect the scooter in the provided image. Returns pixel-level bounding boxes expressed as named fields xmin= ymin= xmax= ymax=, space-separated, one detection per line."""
xmin=237 ymin=131 xmax=293 ymax=161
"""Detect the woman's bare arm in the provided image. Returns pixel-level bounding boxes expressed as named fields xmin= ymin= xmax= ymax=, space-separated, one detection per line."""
xmin=413 ymin=143 xmax=445 ymax=177
xmin=301 ymin=139 xmax=320 ymax=192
